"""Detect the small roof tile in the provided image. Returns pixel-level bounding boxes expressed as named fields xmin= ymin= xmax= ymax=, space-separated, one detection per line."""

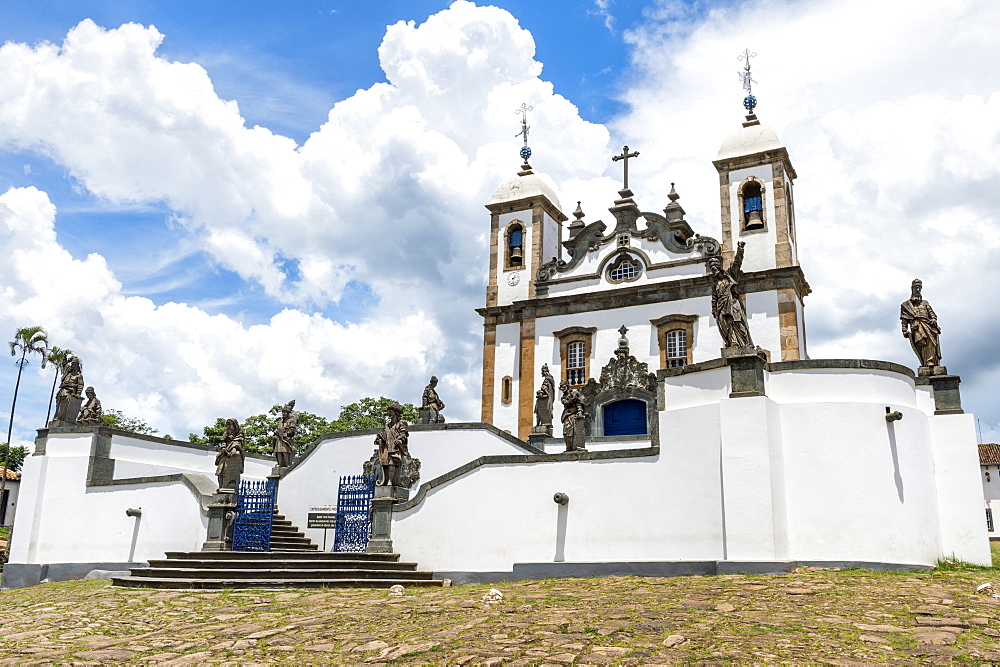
xmin=979 ymin=443 xmax=1000 ymax=465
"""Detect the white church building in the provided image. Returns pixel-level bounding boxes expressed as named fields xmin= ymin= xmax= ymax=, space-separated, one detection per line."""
xmin=2 ymin=103 xmax=989 ymax=589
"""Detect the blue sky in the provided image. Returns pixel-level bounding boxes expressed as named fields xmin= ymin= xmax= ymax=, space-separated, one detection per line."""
xmin=0 ymin=0 xmax=998 ymax=446
xmin=0 ymin=0 xmax=655 ymax=326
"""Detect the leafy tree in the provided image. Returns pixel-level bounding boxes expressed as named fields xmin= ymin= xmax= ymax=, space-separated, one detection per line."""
xmin=43 ymin=346 xmax=74 ymax=425
xmin=2 ymin=446 xmax=27 ymax=474
xmin=100 ymin=409 xmax=158 ymax=436
xmin=4 ymin=326 xmax=48 ymax=504
xmin=187 ymin=397 xmax=416 ymax=456
xmin=331 ymin=397 xmax=418 ymax=431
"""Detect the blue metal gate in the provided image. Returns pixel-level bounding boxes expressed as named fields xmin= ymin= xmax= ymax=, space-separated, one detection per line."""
xmin=232 ymin=479 xmax=277 ymax=552
xmin=333 ymin=474 xmax=376 ymax=552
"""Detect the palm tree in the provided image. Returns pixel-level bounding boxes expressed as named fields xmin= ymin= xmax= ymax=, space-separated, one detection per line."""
xmin=2 ymin=326 xmax=48 ymax=510
xmin=43 ymin=346 xmax=74 ymax=425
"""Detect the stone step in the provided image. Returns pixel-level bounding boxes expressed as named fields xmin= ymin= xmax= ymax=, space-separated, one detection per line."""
xmin=111 ymin=576 xmax=445 ymax=590
xmin=165 ymin=550 xmax=399 ymax=561
xmin=127 ymin=567 xmax=435 ymax=580
xmin=146 ymin=558 xmax=419 ymax=571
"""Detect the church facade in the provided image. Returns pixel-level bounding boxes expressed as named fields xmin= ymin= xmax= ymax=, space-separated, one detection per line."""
xmin=480 ymin=111 xmax=808 ymax=441
xmin=3 ymin=101 xmax=991 ymax=590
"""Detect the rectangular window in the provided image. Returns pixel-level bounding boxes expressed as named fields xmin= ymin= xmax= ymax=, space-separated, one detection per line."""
xmin=567 ymin=341 xmax=586 ymax=386
xmin=988 ymin=508 xmax=995 ymax=533
xmin=665 ymin=329 xmax=687 ymax=368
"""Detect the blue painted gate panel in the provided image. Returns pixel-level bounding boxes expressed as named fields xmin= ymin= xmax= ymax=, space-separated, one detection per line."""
xmin=333 ymin=474 xmax=376 ymax=553
xmin=232 ymin=479 xmax=277 ymax=552
xmin=603 ymin=399 xmax=647 ymax=436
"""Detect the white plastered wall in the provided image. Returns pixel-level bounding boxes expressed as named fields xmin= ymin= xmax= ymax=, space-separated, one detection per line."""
xmin=276 ymin=427 xmax=540 ymax=548
xmin=728 ymin=164 xmax=777 ymax=273
xmin=496 ymin=211 xmax=531 ymax=306
xmin=386 ymin=364 xmax=989 ymax=575
xmin=394 ymin=405 xmax=724 ymax=573
xmin=1 ymin=479 xmax=19 ymax=526
xmin=8 ymin=431 xmax=274 ymax=567
xmin=492 ymin=322 xmax=520 ymax=433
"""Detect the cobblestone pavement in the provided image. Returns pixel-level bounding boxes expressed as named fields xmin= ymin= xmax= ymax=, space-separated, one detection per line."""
xmin=2 ymin=569 xmax=1000 ymax=664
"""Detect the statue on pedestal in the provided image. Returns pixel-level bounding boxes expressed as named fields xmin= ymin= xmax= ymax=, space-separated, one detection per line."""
xmin=367 ymin=401 xmax=420 ymax=488
xmin=533 ymin=364 xmax=555 ymax=434
xmin=52 ymin=357 xmax=84 ymax=424
xmin=900 ymin=278 xmax=942 ymax=370
xmin=419 ymin=376 xmax=446 ymax=424
xmin=77 ymin=386 xmax=102 ymax=425
xmin=560 ymin=379 xmax=587 ymax=452
xmin=215 ymin=418 xmax=245 ymax=491
xmin=272 ymin=400 xmax=297 ymax=468
xmin=709 ymin=240 xmax=754 ymax=349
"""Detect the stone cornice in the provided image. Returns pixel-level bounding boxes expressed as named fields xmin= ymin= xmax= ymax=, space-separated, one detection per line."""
xmin=485 ymin=194 xmax=568 ymax=222
xmin=713 ymin=146 xmax=798 ymax=181
xmin=478 ymin=266 xmax=811 ymax=325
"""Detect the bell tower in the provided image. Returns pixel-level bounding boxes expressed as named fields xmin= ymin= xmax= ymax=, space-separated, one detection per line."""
xmin=712 ymin=51 xmax=807 ymax=360
xmin=480 ymin=105 xmax=566 ymax=430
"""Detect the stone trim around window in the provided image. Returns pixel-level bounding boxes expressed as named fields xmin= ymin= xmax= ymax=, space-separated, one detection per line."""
xmin=737 ymin=176 xmax=768 ymax=235
xmin=501 ymin=375 xmax=513 ymax=404
xmin=504 ymin=220 xmax=526 ymax=271
xmin=605 ymin=252 xmax=643 ymax=284
xmin=552 ymin=326 xmax=597 ymax=387
xmin=650 ymin=314 xmax=698 ymax=369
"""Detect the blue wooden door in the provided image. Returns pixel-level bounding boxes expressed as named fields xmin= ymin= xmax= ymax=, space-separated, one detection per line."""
xmin=603 ymin=399 xmax=647 ymax=436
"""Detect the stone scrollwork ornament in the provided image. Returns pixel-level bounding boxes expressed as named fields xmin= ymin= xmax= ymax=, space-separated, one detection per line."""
xmin=592 ymin=326 xmax=657 ymax=394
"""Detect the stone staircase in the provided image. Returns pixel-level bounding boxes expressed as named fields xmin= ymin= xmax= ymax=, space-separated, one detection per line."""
xmin=112 ymin=507 xmax=445 ymax=589
xmin=269 ymin=511 xmax=318 ymax=551
xmin=111 ymin=551 xmax=446 ymax=589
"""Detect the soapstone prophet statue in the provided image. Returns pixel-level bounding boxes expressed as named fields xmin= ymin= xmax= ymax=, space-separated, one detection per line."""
xmin=215 ymin=418 xmax=245 ymax=490
xmin=272 ymin=400 xmax=297 ymax=468
xmin=77 ymin=386 xmax=102 ymax=425
xmin=708 ymin=240 xmax=754 ymax=348
xmin=900 ymin=278 xmax=942 ymax=368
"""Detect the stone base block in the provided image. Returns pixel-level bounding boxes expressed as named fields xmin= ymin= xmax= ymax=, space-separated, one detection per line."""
xmin=918 ymin=365 xmax=949 ymax=377
xmin=531 ymin=424 xmax=553 ymax=436
xmin=417 ymin=408 xmax=445 ymax=425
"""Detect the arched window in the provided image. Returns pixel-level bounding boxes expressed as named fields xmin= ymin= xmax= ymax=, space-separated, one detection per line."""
xmin=664 ymin=329 xmax=687 ymax=368
xmin=740 ymin=180 xmax=765 ymax=232
xmin=505 ymin=223 xmax=524 ymax=269
xmin=566 ymin=341 xmax=586 ymax=386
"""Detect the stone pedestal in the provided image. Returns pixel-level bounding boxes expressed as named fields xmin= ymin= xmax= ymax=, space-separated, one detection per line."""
xmin=531 ymin=424 xmax=553 ymax=436
xmin=417 ymin=407 xmax=444 ymax=424
xmin=916 ymin=373 xmax=963 ymax=415
xmin=724 ymin=347 xmax=768 ymax=398
xmin=918 ymin=365 xmax=949 ymax=377
xmin=367 ymin=485 xmax=408 ymax=554
xmin=202 ymin=489 xmax=237 ymax=551
xmin=528 ymin=426 xmax=552 ymax=451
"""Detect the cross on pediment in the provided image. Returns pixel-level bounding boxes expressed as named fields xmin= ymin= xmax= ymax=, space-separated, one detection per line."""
xmin=611 ymin=146 xmax=639 ymax=190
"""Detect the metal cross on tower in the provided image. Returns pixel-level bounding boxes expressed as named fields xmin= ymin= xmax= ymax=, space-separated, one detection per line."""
xmin=612 ymin=145 xmax=640 ymax=190
xmin=738 ymin=49 xmax=758 ymax=114
xmin=515 ymin=102 xmax=533 ymax=163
